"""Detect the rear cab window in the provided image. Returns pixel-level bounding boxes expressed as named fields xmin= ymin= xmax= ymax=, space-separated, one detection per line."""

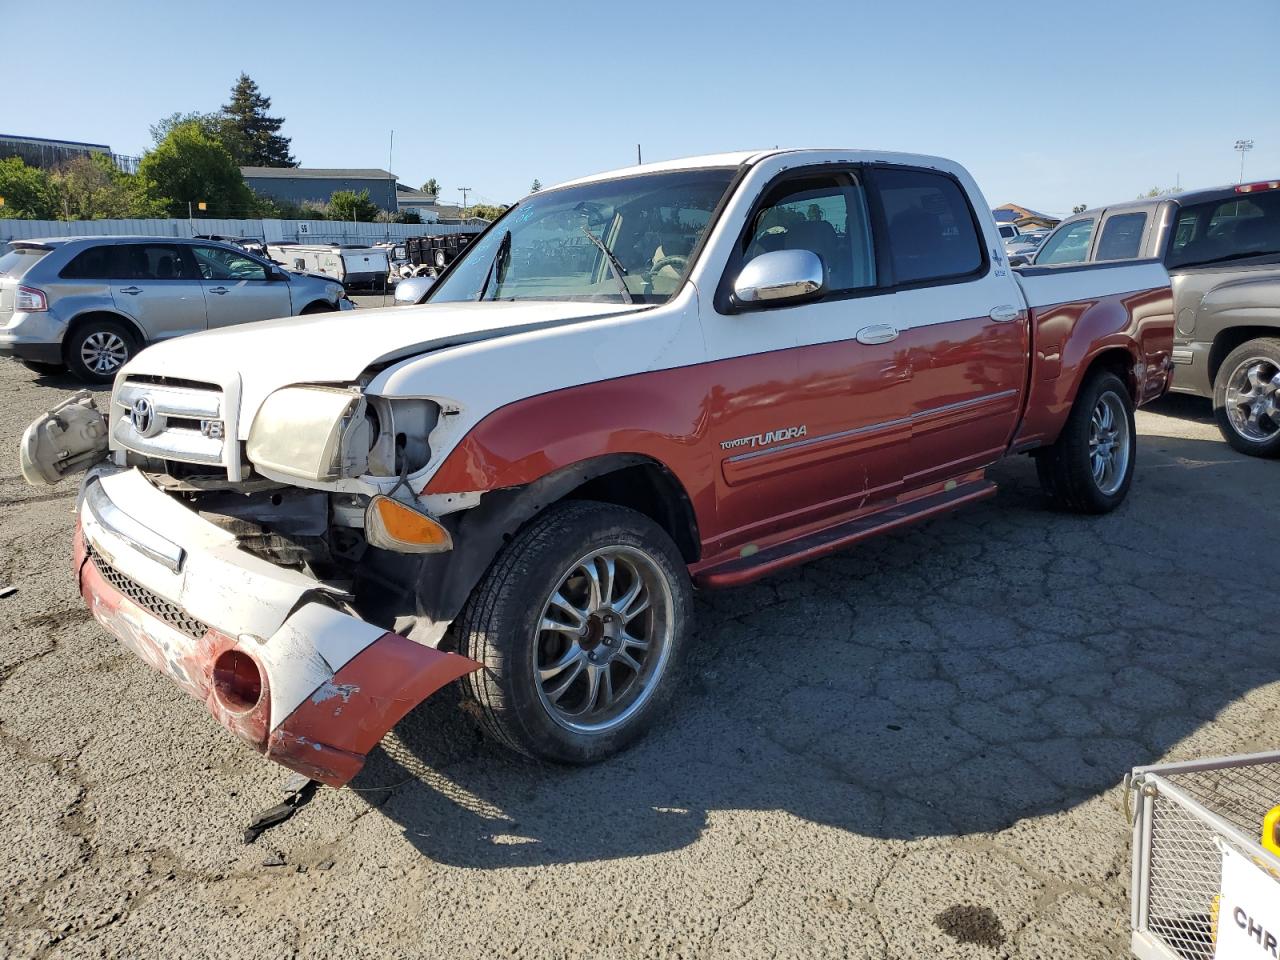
xmin=1095 ymin=212 xmax=1148 ymax=261
xmin=1036 ymin=219 xmax=1095 ymax=265
xmin=0 ymin=244 xmax=53 ymax=278
xmin=1167 ymin=191 xmax=1280 ymax=269
xmin=873 ymin=167 xmax=985 ymax=284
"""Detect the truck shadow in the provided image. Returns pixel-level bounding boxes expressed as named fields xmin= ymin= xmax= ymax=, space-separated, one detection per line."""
xmin=354 ymin=432 xmax=1271 ymax=867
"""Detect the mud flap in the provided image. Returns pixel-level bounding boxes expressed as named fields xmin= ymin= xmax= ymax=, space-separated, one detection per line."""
xmin=20 ymin=390 xmax=110 ymax=485
xmin=266 ymin=632 xmax=481 ymax=787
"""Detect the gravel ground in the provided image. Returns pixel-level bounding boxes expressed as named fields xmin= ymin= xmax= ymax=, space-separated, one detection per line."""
xmin=1 ymin=353 xmax=1274 ymax=959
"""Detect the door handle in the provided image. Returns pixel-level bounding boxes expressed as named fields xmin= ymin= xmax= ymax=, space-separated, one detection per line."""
xmin=119 ymin=286 xmax=142 ymax=295
xmin=856 ymin=323 xmax=899 ymax=345
xmin=989 ymin=305 xmax=1021 ymax=323
xmin=208 ymin=286 xmax=229 ymax=295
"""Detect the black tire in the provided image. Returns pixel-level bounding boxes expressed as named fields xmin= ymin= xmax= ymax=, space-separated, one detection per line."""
xmin=1035 ymin=370 xmax=1136 ymax=514
xmin=65 ymin=319 xmax=138 ymax=384
xmin=1212 ymin=337 xmax=1280 ymax=458
xmin=300 ymin=301 xmax=337 ymax=315
xmin=453 ymin=500 xmax=693 ymax=764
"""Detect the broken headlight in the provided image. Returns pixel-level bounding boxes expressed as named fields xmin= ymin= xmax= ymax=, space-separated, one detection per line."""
xmin=246 ymin=386 xmax=370 ymax=482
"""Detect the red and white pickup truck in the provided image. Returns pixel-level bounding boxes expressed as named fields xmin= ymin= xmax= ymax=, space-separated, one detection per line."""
xmin=20 ymin=149 xmax=1174 ymax=786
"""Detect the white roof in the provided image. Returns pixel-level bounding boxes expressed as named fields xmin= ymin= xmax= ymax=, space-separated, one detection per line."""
xmin=550 ymin=150 xmax=775 ymax=190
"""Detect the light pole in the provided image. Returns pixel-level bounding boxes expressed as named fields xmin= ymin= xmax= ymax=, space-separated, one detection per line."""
xmin=1234 ymin=139 xmax=1254 ymax=183
xmin=458 ymin=187 xmax=472 ymax=217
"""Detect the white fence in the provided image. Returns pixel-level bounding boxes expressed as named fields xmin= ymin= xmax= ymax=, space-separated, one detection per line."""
xmin=0 ymin=217 xmax=483 ymax=244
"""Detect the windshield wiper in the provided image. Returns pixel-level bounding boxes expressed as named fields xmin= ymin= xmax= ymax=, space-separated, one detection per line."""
xmin=580 ymin=226 xmax=634 ymax=304
xmin=477 ymin=230 xmax=512 ymax=301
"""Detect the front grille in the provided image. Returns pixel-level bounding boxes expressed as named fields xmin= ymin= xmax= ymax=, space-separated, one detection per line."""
xmin=113 ymin=377 xmax=233 ymax=478
xmin=86 ymin=544 xmax=210 ymax=641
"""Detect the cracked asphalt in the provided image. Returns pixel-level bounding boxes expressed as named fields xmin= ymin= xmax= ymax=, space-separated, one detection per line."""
xmin=2 ymin=352 xmax=1276 ymax=959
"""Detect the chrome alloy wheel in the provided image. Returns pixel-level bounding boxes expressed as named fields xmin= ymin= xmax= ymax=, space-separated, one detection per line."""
xmin=1089 ymin=390 xmax=1131 ymax=495
xmin=533 ymin=546 xmax=674 ymax=734
xmin=1224 ymin=357 xmax=1280 ymax=443
xmin=80 ymin=331 xmax=128 ymax=374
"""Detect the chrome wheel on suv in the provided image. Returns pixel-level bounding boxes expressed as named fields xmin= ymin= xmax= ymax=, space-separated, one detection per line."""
xmin=80 ymin=331 xmax=129 ymax=375
xmin=534 ymin=547 xmax=674 ymax=734
xmin=1213 ymin=338 xmax=1280 ymax=458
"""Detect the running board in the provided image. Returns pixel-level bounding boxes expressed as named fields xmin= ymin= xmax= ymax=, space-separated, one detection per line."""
xmin=695 ymin=479 xmax=996 ymax=588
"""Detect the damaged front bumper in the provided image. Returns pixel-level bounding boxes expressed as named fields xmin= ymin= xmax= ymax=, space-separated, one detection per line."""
xmin=74 ymin=465 xmax=479 ymax=787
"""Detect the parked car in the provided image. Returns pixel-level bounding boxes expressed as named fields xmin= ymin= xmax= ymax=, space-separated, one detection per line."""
xmin=193 ymin=234 xmax=269 ymax=258
xmin=1005 ymin=232 xmax=1045 ymax=259
xmin=20 ymin=148 xmax=1172 ymax=787
xmin=1032 ymin=180 xmax=1280 ymax=454
xmin=0 ymin=237 xmax=352 ymax=382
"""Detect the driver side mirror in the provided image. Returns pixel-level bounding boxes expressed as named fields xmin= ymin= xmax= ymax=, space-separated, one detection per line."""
xmin=732 ymin=249 xmax=825 ymax=307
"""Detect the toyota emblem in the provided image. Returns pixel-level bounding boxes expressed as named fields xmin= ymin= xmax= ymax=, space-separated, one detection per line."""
xmin=130 ymin=397 xmax=157 ymax=437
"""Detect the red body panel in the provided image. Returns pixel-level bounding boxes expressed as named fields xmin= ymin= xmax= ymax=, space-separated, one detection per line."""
xmin=1014 ymin=287 xmax=1174 ymax=449
xmin=74 ymin=523 xmax=480 ymax=787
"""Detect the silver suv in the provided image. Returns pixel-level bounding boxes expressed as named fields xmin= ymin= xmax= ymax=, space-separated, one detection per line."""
xmin=0 ymin=236 xmax=353 ymax=382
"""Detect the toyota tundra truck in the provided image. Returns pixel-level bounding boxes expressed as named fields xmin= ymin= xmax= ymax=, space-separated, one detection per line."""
xmin=19 ymin=149 xmax=1174 ymax=787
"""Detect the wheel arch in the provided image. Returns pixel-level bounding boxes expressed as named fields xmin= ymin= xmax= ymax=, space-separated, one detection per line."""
xmin=63 ymin=309 xmax=146 ymax=360
xmin=400 ymin=454 xmax=700 ymax=649
xmin=1208 ymin=325 xmax=1280 ymax=386
xmin=1081 ymin=345 xmax=1139 ymax=401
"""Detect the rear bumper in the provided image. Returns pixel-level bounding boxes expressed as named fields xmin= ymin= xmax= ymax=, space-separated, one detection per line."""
xmin=75 ymin=466 xmax=480 ymax=786
xmin=0 ymin=337 xmax=62 ymax=364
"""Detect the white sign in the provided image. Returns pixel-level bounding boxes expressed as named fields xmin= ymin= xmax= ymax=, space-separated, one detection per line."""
xmin=298 ymin=222 xmax=311 ymax=235
xmin=1215 ymin=845 xmax=1280 ymax=960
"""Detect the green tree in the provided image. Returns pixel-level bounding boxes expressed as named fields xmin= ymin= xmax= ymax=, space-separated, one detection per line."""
xmin=529 ymin=178 xmax=542 ymax=193
xmin=149 ymin=111 xmax=223 ymax=146
xmin=220 ymin=73 xmax=295 ymax=167
xmin=467 ymin=203 xmax=506 ymax=222
xmin=1072 ymin=203 xmax=1088 ymax=214
xmin=0 ymin=157 xmax=58 ymax=219
xmin=137 ymin=122 xmax=255 ymax=217
xmin=421 ymin=177 xmax=441 ymax=196
xmin=1137 ymin=186 xmax=1178 ymax=200
xmin=327 ymin=189 xmax=379 ymax=222
xmin=50 ymin=153 xmax=162 ymax=219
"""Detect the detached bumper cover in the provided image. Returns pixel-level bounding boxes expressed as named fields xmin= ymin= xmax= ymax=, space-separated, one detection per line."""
xmin=74 ymin=467 xmax=480 ymax=786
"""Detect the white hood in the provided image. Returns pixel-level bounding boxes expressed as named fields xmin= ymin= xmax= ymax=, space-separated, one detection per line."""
xmin=119 ymin=300 xmax=638 ymax=438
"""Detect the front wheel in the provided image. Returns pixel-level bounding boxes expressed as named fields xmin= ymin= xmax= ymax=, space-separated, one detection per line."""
xmin=453 ymin=500 xmax=693 ymax=763
xmin=1213 ymin=338 xmax=1280 ymax=457
xmin=1036 ymin=370 xmax=1136 ymax=514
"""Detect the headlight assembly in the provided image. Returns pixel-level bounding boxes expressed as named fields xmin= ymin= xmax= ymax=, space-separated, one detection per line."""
xmin=246 ymin=386 xmax=370 ymax=482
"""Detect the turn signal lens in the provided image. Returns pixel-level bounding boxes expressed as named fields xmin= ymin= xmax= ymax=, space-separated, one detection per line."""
xmin=365 ymin=495 xmax=453 ymax=553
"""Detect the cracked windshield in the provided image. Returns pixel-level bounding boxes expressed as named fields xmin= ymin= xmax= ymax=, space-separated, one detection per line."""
xmin=429 ymin=168 xmax=735 ymax=304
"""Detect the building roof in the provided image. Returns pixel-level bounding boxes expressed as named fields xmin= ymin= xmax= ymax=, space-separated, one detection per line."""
xmin=0 ymin=133 xmax=110 ymax=150
xmin=240 ymin=167 xmax=398 ymax=180
xmin=396 ymin=190 xmax=439 ymax=204
xmin=995 ymin=202 xmax=1054 ymax=221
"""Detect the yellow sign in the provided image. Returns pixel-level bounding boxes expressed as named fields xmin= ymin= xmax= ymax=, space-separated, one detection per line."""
xmin=197 ymin=201 xmax=207 ymax=212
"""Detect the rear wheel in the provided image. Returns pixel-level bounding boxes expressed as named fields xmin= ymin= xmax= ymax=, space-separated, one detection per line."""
xmin=66 ymin=320 xmax=137 ymax=383
xmin=1212 ymin=338 xmax=1280 ymax=457
xmin=300 ymin=301 xmax=337 ymax=315
xmin=454 ymin=500 xmax=693 ymax=763
xmin=1036 ymin=370 xmax=1136 ymax=513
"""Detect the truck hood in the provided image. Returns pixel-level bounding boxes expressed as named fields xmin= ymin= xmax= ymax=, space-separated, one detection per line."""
xmin=119 ymin=300 xmax=638 ymax=438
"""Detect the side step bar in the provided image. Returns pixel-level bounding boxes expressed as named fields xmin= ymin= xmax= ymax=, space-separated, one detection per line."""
xmin=695 ymin=478 xmax=996 ymax=588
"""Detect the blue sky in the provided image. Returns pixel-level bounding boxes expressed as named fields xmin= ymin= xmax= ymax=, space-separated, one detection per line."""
xmin=7 ymin=0 xmax=1278 ymax=215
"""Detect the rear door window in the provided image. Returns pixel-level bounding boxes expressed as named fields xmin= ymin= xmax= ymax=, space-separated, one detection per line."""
xmin=1036 ymin=219 xmax=1095 ymax=265
xmin=115 ymin=244 xmax=197 ymax=281
xmin=1095 ymin=212 xmax=1148 ymax=261
xmin=873 ymin=168 xmax=984 ymax=284
xmin=60 ymin=244 xmax=122 ymax=280
xmin=1167 ymin=192 xmax=1280 ymax=268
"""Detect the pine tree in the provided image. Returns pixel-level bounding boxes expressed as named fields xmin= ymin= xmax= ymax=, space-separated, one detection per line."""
xmin=220 ymin=73 xmax=295 ymax=167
